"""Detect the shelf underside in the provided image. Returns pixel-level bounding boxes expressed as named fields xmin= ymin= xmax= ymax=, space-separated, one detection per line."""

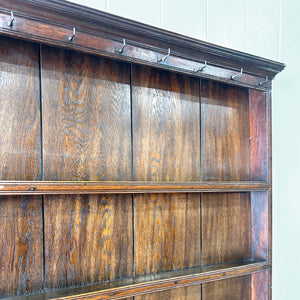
xmin=10 ymin=260 xmax=268 ymax=300
xmin=0 ymin=181 xmax=270 ymax=195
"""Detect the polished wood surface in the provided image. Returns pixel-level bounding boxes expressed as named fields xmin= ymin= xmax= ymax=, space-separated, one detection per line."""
xmin=44 ymin=194 xmax=133 ymax=290
xmin=203 ymin=275 xmax=251 ymax=300
xmin=0 ymin=36 xmax=41 ymax=181
xmin=11 ymin=260 xmax=268 ymax=299
xmin=0 ymin=181 xmax=270 ymax=195
xmin=202 ymin=193 xmax=251 ymax=265
xmin=0 ymin=37 xmax=43 ymax=296
xmin=250 ymin=90 xmax=268 ymax=181
xmin=0 ymin=196 xmax=43 ymax=296
xmin=41 ymin=45 xmax=131 ymax=181
xmin=201 ymin=80 xmax=250 ymax=181
xmin=132 ymin=65 xmax=200 ymax=182
xmin=0 ymin=2 xmax=280 ymax=295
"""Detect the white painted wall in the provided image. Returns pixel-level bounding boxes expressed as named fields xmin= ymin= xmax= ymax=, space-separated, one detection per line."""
xmin=70 ymin=0 xmax=300 ymax=298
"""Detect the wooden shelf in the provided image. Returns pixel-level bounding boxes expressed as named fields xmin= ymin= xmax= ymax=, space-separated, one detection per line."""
xmin=0 ymin=181 xmax=270 ymax=195
xmin=12 ymin=260 xmax=268 ymax=300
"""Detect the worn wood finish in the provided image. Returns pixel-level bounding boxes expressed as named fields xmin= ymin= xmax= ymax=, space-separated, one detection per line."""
xmin=0 ymin=181 xmax=270 ymax=195
xmin=201 ymin=80 xmax=250 ymax=181
xmin=41 ymin=45 xmax=131 ymax=181
xmin=132 ymin=65 xmax=200 ymax=181
xmin=251 ymin=271 xmax=269 ymax=300
xmin=44 ymin=194 xmax=132 ymax=290
xmin=251 ymin=192 xmax=269 ymax=260
xmin=250 ymin=90 xmax=268 ymax=181
xmin=203 ymin=275 xmax=251 ymax=300
xmin=0 ymin=36 xmax=41 ymax=180
xmin=202 ymin=193 xmax=251 ymax=265
xmin=0 ymin=196 xmax=43 ymax=296
xmin=0 ymin=36 xmax=43 ymax=297
xmin=135 ymin=284 xmax=201 ymax=300
xmin=134 ymin=193 xmax=201 ymax=276
xmin=0 ymin=0 xmax=285 ymax=81
xmin=12 ymin=261 xmax=268 ymax=300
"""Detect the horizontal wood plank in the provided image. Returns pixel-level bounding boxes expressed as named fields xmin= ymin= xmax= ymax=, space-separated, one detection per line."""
xmin=11 ymin=260 xmax=269 ymax=300
xmin=0 ymin=181 xmax=270 ymax=195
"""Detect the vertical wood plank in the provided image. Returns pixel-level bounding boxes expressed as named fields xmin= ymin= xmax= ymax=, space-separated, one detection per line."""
xmin=132 ymin=65 xmax=200 ymax=182
xmin=0 ymin=196 xmax=43 ymax=296
xmin=132 ymin=65 xmax=201 ymax=297
xmin=201 ymin=80 xmax=250 ymax=181
xmin=41 ymin=46 xmax=133 ymax=289
xmin=41 ymin=45 xmax=132 ymax=181
xmin=0 ymin=36 xmax=41 ymax=180
xmin=135 ymin=284 xmax=201 ymax=300
xmin=0 ymin=36 xmax=43 ymax=296
xmin=249 ymin=90 xmax=268 ymax=181
xmin=202 ymin=193 xmax=251 ymax=265
xmin=251 ymin=192 xmax=269 ymax=260
xmin=251 ymin=271 xmax=269 ymax=300
xmin=203 ymin=275 xmax=251 ymax=300
xmin=44 ymin=194 xmax=133 ymax=289
xmin=134 ymin=193 xmax=201 ymax=275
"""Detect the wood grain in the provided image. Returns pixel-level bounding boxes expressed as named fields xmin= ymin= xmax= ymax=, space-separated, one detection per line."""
xmin=201 ymin=80 xmax=250 ymax=181
xmin=203 ymin=275 xmax=251 ymax=300
xmin=251 ymin=192 xmax=269 ymax=260
xmin=132 ymin=65 xmax=200 ymax=182
xmin=135 ymin=284 xmax=201 ymax=300
xmin=41 ymin=45 xmax=131 ymax=181
xmin=202 ymin=193 xmax=251 ymax=265
xmin=0 ymin=36 xmax=43 ymax=297
xmin=0 ymin=36 xmax=41 ymax=180
xmin=250 ymin=90 xmax=268 ymax=181
xmin=0 ymin=196 xmax=43 ymax=296
xmin=134 ymin=193 xmax=201 ymax=276
xmin=44 ymin=194 xmax=133 ymax=290
xmin=251 ymin=271 xmax=269 ymax=300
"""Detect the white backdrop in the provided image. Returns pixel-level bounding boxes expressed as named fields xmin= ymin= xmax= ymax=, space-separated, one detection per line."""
xmin=70 ymin=0 xmax=300 ymax=298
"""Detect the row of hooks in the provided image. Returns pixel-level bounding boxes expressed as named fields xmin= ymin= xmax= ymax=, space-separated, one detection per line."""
xmin=7 ymin=10 xmax=269 ymax=87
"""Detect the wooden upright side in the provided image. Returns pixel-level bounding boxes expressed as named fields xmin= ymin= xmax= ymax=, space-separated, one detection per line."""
xmin=40 ymin=46 xmax=133 ymax=290
xmin=132 ymin=65 xmax=201 ymax=298
xmin=0 ymin=36 xmax=43 ymax=296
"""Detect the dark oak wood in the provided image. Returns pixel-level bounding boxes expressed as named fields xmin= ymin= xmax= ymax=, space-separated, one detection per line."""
xmin=0 ymin=0 xmax=285 ymax=83
xmin=0 ymin=36 xmax=41 ymax=181
xmin=201 ymin=80 xmax=250 ymax=181
xmin=250 ymin=90 xmax=268 ymax=181
xmin=0 ymin=181 xmax=270 ymax=195
xmin=41 ymin=45 xmax=131 ymax=181
xmin=202 ymin=193 xmax=251 ymax=265
xmin=134 ymin=193 xmax=201 ymax=276
xmin=0 ymin=36 xmax=43 ymax=297
xmin=202 ymin=274 xmax=251 ymax=300
xmin=10 ymin=260 xmax=268 ymax=300
xmin=251 ymin=271 xmax=269 ymax=299
xmin=44 ymin=194 xmax=133 ymax=290
xmin=0 ymin=196 xmax=43 ymax=296
xmin=251 ymin=192 xmax=269 ymax=260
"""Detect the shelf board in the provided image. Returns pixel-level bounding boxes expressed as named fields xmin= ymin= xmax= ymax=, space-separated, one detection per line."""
xmin=0 ymin=181 xmax=270 ymax=195
xmin=12 ymin=260 xmax=268 ymax=300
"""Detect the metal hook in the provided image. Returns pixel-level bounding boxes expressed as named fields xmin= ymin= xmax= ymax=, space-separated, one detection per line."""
xmin=118 ymin=39 xmax=126 ymax=54
xmin=158 ymin=48 xmax=171 ymax=63
xmin=195 ymin=61 xmax=207 ymax=72
xmin=259 ymin=76 xmax=269 ymax=86
xmin=68 ymin=27 xmax=76 ymax=41
xmin=231 ymin=68 xmax=243 ymax=80
xmin=8 ymin=11 xmax=14 ymax=27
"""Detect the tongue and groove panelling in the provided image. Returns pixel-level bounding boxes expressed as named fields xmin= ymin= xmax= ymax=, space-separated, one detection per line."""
xmin=40 ymin=46 xmax=133 ymax=291
xmin=0 ymin=37 xmax=43 ymax=296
